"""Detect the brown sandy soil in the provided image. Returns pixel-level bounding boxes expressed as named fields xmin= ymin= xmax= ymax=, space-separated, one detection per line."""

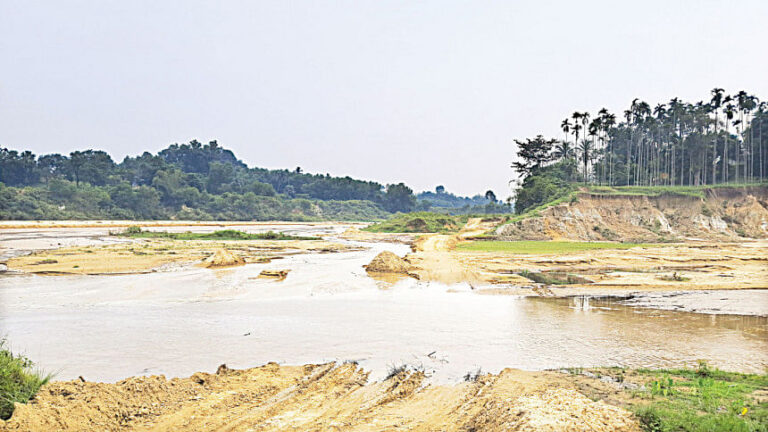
xmin=459 ymin=241 xmax=768 ymax=293
xmin=406 ymin=218 xmax=507 ymax=285
xmin=0 ymin=363 xmax=641 ymax=432
xmin=0 ymin=220 xmax=365 ymax=230
xmin=497 ymin=186 xmax=768 ymax=242
xmin=400 ymin=217 xmax=768 ymax=292
xmin=338 ymin=227 xmax=416 ymax=244
xmin=5 ymin=239 xmax=358 ymax=275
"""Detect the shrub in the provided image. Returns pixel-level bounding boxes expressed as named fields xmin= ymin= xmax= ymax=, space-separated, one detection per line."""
xmin=0 ymin=339 xmax=51 ymax=420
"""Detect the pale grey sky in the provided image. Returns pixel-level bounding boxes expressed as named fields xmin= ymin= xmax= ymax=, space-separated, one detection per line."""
xmin=1 ymin=0 xmax=767 ymax=198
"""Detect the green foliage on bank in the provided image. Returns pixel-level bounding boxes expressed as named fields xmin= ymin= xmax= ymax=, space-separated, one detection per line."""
xmin=630 ymin=365 xmax=768 ymax=432
xmin=456 ymin=240 xmax=656 ymax=254
xmin=363 ymin=212 xmax=471 ymax=233
xmin=0 ymin=141 xmax=421 ymax=221
xmin=0 ymin=181 xmax=394 ymax=222
xmin=0 ymin=339 xmax=51 ymax=420
xmin=116 ymin=227 xmax=318 ymax=241
xmin=586 ymin=183 xmax=768 ymax=199
xmin=513 ymin=159 xmax=579 ymax=214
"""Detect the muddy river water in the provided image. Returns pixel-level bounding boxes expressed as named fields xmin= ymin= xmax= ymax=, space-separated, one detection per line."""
xmin=1 ymin=224 xmax=766 ymax=382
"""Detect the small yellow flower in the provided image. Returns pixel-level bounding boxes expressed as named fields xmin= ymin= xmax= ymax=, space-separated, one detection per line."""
xmin=740 ymin=407 xmax=748 ymax=416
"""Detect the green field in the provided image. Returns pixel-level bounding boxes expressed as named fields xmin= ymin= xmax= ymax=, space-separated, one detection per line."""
xmin=115 ymin=227 xmax=318 ymax=241
xmin=456 ymin=240 xmax=658 ymax=254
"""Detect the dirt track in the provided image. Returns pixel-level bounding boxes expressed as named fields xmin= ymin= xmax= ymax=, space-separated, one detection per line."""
xmin=1 ymin=363 xmax=640 ymax=432
xmin=405 ymin=218 xmax=494 ymax=285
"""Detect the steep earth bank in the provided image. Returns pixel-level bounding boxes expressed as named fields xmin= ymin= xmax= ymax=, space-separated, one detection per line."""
xmin=497 ymin=186 xmax=768 ymax=241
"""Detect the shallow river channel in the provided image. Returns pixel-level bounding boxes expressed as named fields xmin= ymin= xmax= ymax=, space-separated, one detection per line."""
xmin=1 ymin=224 xmax=766 ymax=382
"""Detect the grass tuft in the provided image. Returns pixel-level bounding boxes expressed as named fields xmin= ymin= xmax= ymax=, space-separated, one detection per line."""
xmin=630 ymin=364 xmax=768 ymax=432
xmin=456 ymin=240 xmax=660 ymax=254
xmin=115 ymin=227 xmax=318 ymax=241
xmin=363 ymin=212 xmax=471 ymax=233
xmin=0 ymin=338 xmax=52 ymax=420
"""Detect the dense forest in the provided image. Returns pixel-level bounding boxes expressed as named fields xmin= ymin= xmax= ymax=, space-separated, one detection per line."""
xmin=0 ymin=141 xmax=503 ymax=220
xmin=512 ymin=89 xmax=767 ymax=213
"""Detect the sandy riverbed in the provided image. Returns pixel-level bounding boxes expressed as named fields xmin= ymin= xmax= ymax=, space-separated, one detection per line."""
xmin=1 ymin=221 xmax=766 ymax=431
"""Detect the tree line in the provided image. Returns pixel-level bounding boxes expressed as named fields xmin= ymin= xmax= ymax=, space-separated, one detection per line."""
xmin=0 ymin=140 xmax=418 ymax=220
xmin=511 ymin=89 xmax=766 ymax=213
xmin=0 ymin=140 xmax=506 ymax=220
xmin=515 ymin=89 xmax=766 ymax=187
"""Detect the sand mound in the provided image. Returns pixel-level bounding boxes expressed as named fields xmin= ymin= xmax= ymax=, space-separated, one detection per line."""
xmin=0 ymin=364 xmax=641 ymax=432
xmin=201 ymin=249 xmax=245 ymax=268
xmin=365 ymin=251 xmax=410 ymax=273
xmin=257 ymin=270 xmax=289 ymax=280
xmin=506 ymin=388 xmax=638 ymax=431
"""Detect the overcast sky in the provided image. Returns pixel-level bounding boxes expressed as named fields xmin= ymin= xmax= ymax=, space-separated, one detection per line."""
xmin=2 ymin=1 xmax=767 ymax=198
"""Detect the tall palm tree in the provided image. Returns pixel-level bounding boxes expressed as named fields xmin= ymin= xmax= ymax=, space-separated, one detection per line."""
xmin=724 ymin=100 xmax=735 ymax=183
xmin=710 ymin=88 xmax=725 ymax=184
xmin=588 ymin=118 xmax=601 ymax=184
xmin=561 ymin=118 xmax=572 ymax=144
xmin=571 ymin=112 xmax=583 ymax=153
xmin=578 ymin=138 xmax=593 ymax=184
xmin=736 ymin=91 xmax=750 ymax=182
xmin=653 ymin=103 xmax=667 ymax=185
xmin=758 ymin=102 xmax=766 ymax=182
xmin=624 ymin=108 xmax=634 ymax=185
xmin=602 ymin=113 xmax=617 ymax=185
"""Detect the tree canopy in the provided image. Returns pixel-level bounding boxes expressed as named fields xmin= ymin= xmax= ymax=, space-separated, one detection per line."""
xmin=511 ymin=88 xmax=767 ymax=213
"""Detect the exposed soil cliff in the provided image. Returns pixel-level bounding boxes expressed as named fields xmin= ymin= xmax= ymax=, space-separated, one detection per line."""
xmin=497 ymin=186 xmax=768 ymax=241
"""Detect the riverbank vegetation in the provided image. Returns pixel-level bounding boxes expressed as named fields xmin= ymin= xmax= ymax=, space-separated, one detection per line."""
xmin=363 ymin=212 xmax=469 ymax=233
xmin=456 ymin=240 xmax=656 ymax=254
xmin=512 ymin=89 xmax=767 ymax=213
xmin=0 ymin=339 xmax=51 ymax=420
xmin=115 ymin=227 xmax=318 ymax=241
xmin=0 ymin=142 xmax=506 ymax=221
xmin=629 ymin=365 xmax=767 ymax=432
xmin=363 ymin=212 xmax=478 ymax=233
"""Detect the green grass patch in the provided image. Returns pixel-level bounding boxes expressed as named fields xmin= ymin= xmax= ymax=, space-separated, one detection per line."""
xmin=586 ymin=183 xmax=768 ymax=199
xmin=456 ymin=240 xmax=657 ymax=254
xmin=508 ymin=190 xmax=579 ymax=224
xmin=115 ymin=227 xmax=319 ymax=241
xmin=0 ymin=338 xmax=52 ymax=420
xmin=363 ymin=212 xmax=471 ymax=233
xmin=630 ymin=364 xmax=768 ymax=432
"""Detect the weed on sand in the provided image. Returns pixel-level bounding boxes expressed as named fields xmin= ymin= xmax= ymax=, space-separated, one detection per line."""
xmin=116 ymin=227 xmax=318 ymax=241
xmin=0 ymin=339 xmax=51 ymax=420
xmin=456 ymin=240 xmax=660 ymax=254
xmin=630 ymin=364 xmax=768 ymax=432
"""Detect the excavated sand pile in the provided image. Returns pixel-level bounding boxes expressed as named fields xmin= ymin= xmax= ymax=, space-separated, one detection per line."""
xmin=0 ymin=364 xmax=641 ymax=432
xmin=201 ymin=249 xmax=245 ymax=268
xmin=364 ymin=251 xmax=411 ymax=273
